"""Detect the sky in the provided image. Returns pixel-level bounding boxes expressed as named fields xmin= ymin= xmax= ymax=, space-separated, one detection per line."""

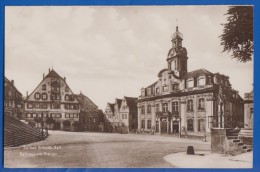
xmin=5 ymin=6 xmax=253 ymax=110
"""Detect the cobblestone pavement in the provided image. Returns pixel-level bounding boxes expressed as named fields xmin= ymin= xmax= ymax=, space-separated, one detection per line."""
xmin=4 ymin=131 xmax=210 ymax=168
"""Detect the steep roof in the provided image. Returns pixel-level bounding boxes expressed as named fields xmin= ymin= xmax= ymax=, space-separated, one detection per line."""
xmin=108 ymin=103 xmax=115 ymax=113
xmin=184 ymin=68 xmax=213 ymax=79
xmin=4 ymin=76 xmax=22 ymax=96
xmin=75 ymin=93 xmax=98 ymax=110
xmin=45 ymin=69 xmax=63 ymax=79
xmin=115 ymin=98 xmax=123 ymax=109
xmin=124 ymin=96 xmax=138 ymax=111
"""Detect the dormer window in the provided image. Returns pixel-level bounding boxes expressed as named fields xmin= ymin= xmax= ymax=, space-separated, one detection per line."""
xmin=172 ymin=83 xmax=179 ymax=91
xmin=156 ymin=87 xmax=160 ymax=94
xmin=147 ymin=88 xmax=151 ymax=96
xmin=163 ymin=85 xmax=168 ymax=92
xmin=141 ymin=90 xmax=145 ymax=97
xmin=187 ymin=79 xmax=194 ymax=88
xmin=197 ymin=76 xmax=206 ymax=86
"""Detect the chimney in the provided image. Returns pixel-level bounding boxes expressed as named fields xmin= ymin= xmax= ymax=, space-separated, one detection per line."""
xmin=26 ymin=91 xmax=28 ymax=98
xmin=43 ymin=73 xmax=45 ymax=79
xmin=64 ymin=77 xmax=66 ymax=82
xmin=11 ymin=80 xmax=14 ymax=85
xmin=49 ymin=68 xmax=51 ymax=72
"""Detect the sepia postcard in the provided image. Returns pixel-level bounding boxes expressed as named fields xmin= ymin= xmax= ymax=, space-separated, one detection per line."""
xmin=3 ymin=5 xmax=253 ymax=168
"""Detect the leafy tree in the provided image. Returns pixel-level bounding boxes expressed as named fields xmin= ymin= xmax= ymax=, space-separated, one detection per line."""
xmin=220 ymin=6 xmax=253 ymax=62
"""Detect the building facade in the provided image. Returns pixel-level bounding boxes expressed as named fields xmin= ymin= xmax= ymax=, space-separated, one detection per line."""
xmin=244 ymin=90 xmax=253 ymax=129
xmin=24 ymin=69 xmax=80 ymax=131
xmin=76 ymin=92 xmax=104 ymax=131
xmin=137 ymin=27 xmax=244 ymax=136
xmin=119 ymin=96 xmax=138 ymax=131
xmin=4 ymin=77 xmax=23 ymax=119
xmin=104 ymin=97 xmax=138 ymax=132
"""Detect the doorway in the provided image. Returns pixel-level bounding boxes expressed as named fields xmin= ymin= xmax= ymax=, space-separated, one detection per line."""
xmin=172 ymin=121 xmax=179 ymax=134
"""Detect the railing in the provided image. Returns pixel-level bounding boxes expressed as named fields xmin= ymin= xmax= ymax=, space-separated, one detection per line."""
xmin=208 ymin=115 xmax=244 ymax=129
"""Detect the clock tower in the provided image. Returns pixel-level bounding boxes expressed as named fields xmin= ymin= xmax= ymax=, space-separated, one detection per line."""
xmin=167 ymin=26 xmax=188 ymax=78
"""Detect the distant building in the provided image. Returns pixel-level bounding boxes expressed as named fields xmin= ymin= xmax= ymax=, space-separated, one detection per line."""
xmin=244 ymin=90 xmax=253 ymax=128
xmin=76 ymin=92 xmax=104 ymax=131
xmin=137 ymin=27 xmax=244 ymax=136
xmin=119 ymin=96 xmax=138 ymax=131
xmin=24 ymin=69 xmax=80 ymax=130
xmin=104 ymin=97 xmax=138 ymax=132
xmin=4 ymin=77 xmax=23 ymax=119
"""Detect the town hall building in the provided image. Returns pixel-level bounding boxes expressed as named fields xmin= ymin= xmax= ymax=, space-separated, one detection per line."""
xmin=137 ymin=27 xmax=244 ymax=137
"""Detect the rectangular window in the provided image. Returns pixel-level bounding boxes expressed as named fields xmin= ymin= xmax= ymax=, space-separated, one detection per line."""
xmin=38 ymin=113 xmax=42 ymax=118
xmin=162 ymin=103 xmax=168 ymax=113
xmin=28 ymin=103 xmax=33 ymax=109
xmin=187 ymin=119 xmax=194 ymax=131
xmin=42 ymin=103 xmax=48 ymax=109
xmin=43 ymin=113 xmax=47 ymax=118
xmin=187 ymin=100 xmax=193 ymax=111
xmin=172 ymin=84 xmax=179 ymax=91
xmin=141 ymin=120 xmax=145 ymax=129
xmin=198 ymin=98 xmax=205 ymax=110
xmin=172 ymin=101 xmax=179 ymax=112
xmin=141 ymin=105 xmax=145 ymax=114
xmin=65 ymin=114 xmax=69 ymax=118
xmin=156 ymin=104 xmax=160 ymax=112
xmin=187 ymin=80 xmax=194 ymax=88
xmin=198 ymin=77 xmax=206 ymax=86
xmin=70 ymin=114 xmax=74 ymax=118
xmin=198 ymin=119 xmax=206 ymax=132
xmin=27 ymin=113 xmax=31 ymax=118
xmin=147 ymin=105 xmax=151 ymax=114
xmin=32 ymin=113 xmax=37 ymax=118
xmin=147 ymin=120 xmax=151 ymax=129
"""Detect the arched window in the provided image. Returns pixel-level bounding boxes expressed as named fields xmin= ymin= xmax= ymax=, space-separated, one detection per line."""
xmin=34 ymin=92 xmax=41 ymax=100
xmin=187 ymin=99 xmax=193 ymax=111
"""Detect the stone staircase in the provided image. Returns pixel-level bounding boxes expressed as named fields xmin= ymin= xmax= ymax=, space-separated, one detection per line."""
xmin=226 ymin=129 xmax=252 ymax=155
xmin=4 ymin=115 xmax=48 ymax=147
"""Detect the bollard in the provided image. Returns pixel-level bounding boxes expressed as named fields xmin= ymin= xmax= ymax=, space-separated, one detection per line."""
xmin=187 ymin=146 xmax=195 ymax=155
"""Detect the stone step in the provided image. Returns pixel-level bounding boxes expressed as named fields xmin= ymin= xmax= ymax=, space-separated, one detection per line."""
xmin=247 ymin=149 xmax=252 ymax=152
xmin=227 ymin=136 xmax=238 ymax=140
xmin=237 ymin=142 xmax=243 ymax=146
xmin=233 ymin=139 xmax=240 ymax=143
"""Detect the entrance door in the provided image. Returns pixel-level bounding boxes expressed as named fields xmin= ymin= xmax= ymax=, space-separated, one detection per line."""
xmin=156 ymin=121 xmax=159 ymax=132
xmin=172 ymin=121 xmax=179 ymax=134
xmin=161 ymin=120 xmax=167 ymax=133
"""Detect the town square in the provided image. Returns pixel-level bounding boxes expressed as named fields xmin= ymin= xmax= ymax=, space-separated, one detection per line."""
xmin=4 ymin=5 xmax=253 ymax=168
